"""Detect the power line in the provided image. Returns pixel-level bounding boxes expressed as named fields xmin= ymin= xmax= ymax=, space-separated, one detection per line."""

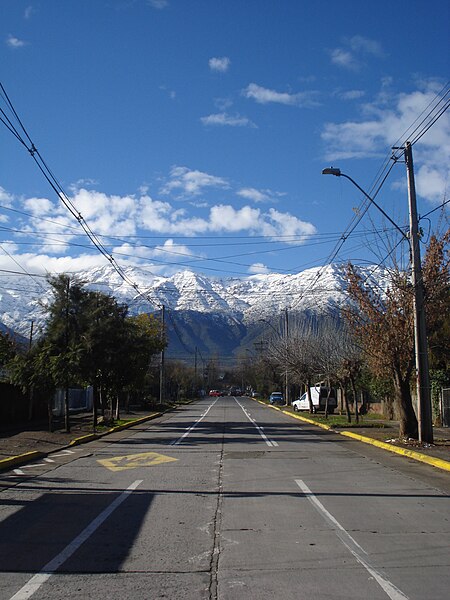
xmin=0 ymin=81 xmax=164 ymax=306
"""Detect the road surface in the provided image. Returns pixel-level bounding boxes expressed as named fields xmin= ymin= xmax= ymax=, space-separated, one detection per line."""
xmin=1 ymin=396 xmax=449 ymax=599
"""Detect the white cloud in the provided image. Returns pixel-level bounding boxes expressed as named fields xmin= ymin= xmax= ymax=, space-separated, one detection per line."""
xmin=321 ymin=81 xmax=450 ymax=203
xmin=200 ymin=112 xmax=256 ymax=128
xmin=214 ymin=97 xmax=233 ymax=111
xmin=347 ymin=35 xmax=384 ymax=57
xmin=330 ymin=35 xmax=385 ymax=70
xmin=71 ymin=189 xmax=138 ymax=235
xmin=237 ymin=187 xmax=282 ymax=203
xmin=18 ymin=181 xmax=317 ymax=241
xmin=243 ymin=83 xmax=318 ymax=107
xmin=6 ymin=35 xmax=27 ymax=48
xmin=415 ymin=165 xmax=448 ymax=202
xmin=330 ymin=49 xmax=357 ymax=70
xmin=0 ymin=251 xmax=107 ymax=275
xmin=0 ymin=186 xmax=15 ymax=207
xmin=248 ymin=263 xmax=270 ymax=275
xmin=153 ymin=238 xmax=199 ymax=261
xmin=24 ymin=6 xmax=35 ymax=19
xmin=0 ymin=169 xmax=319 ymax=276
xmin=159 ymin=85 xmax=176 ymax=99
xmin=238 ymin=188 xmax=269 ymax=203
xmin=161 ymin=166 xmax=229 ymax=197
xmin=261 ymin=208 xmax=317 ymax=241
xmin=139 ymin=194 xmax=316 ymax=240
xmin=23 ymin=196 xmax=59 ymax=215
xmin=0 ymin=241 xmax=19 ymax=253
xmin=148 ymin=0 xmax=168 ymax=9
xmin=337 ymin=89 xmax=366 ymax=101
xmin=209 ymin=205 xmax=260 ymax=232
xmin=209 ymin=57 xmax=231 ymax=72
xmin=110 ymin=238 xmax=198 ymax=267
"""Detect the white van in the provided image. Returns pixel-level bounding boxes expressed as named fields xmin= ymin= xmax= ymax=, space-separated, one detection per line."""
xmin=292 ymin=386 xmax=337 ymax=414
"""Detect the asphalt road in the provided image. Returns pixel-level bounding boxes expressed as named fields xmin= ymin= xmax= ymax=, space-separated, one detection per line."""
xmin=0 ymin=396 xmax=449 ymax=600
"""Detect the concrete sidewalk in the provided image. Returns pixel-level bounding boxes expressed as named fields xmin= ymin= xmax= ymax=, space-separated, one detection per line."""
xmin=0 ymin=410 xmax=163 ymax=471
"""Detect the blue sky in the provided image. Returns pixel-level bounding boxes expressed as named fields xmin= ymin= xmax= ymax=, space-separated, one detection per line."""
xmin=0 ymin=0 xmax=449 ymax=281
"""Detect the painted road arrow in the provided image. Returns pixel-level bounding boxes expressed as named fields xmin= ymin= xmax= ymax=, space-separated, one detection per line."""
xmin=97 ymin=451 xmax=178 ymax=472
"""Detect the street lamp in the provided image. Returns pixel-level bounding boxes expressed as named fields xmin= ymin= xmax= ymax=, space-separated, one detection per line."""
xmin=322 ymin=161 xmax=433 ymax=443
xmin=321 ymin=168 xmax=408 ymax=241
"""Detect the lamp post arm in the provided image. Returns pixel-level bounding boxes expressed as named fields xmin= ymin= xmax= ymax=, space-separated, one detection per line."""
xmin=339 ymin=173 xmax=409 ymax=242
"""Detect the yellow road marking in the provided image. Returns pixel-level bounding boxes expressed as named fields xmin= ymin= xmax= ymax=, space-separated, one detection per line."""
xmin=97 ymin=451 xmax=178 ymax=472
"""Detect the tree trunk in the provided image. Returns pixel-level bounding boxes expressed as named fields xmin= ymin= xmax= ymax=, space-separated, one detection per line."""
xmin=306 ymin=378 xmax=314 ymax=413
xmin=64 ymin=385 xmax=70 ymax=433
xmin=92 ymin=384 xmax=98 ymax=431
xmin=393 ymin=371 xmax=418 ymax=439
xmin=350 ymin=376 xmax=359 ymax=424
xmin=324 ymin=377 xmax=331 ymax=419
xmin=100 ymin=387 xmax=105 ymax=418
xmin=28 ymin=386 xmax=34 ymax=421
xmin=48 ymin=394 xmax=53 ymax=433
xmin=115 ymin=394 xmax=120 ymax=421
xmin=343 ymin=387 xmax=352 ymax=423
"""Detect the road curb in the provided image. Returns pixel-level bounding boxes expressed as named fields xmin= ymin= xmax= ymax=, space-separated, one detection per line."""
xmin=0 ymin=451 xmax=45 ymax=472
xmin=338 ymin=430 xmax=450 ymax=472
xmin=0 ymin=412 xmax=163 ymax=472
xmin=254 ymin=398 xmax=450 ymax=473
xmin=68 ymin=413 xmax=163 ymax=446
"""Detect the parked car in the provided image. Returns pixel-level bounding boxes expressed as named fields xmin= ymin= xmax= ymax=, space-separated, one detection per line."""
xmin=208 ymin=390 xmax=221 ymax=397
xmin=291 ymin=386 xmax=337 ymax=414
xmin=269 ymin=391 xmax=284 ymax=405
xmin=228 ymin=387 xmax=242 ymax=396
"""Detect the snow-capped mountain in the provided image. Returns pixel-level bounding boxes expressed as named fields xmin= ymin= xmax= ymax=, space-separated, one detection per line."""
xmin=0 ymin=264 xmax=388 ymax=358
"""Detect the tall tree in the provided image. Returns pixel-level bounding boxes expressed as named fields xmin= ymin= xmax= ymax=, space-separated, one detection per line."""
xmin=344 ymin=229 xmax=449 ymax=439
xmin=0 ymin=331 xmax=16 ymax=367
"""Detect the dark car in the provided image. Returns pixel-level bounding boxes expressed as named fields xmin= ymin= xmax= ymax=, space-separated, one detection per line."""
xmin=269 ymin=391 xmax=284 ymax=405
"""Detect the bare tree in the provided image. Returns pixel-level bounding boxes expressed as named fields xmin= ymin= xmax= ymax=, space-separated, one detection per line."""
xmin=344 ymin=229 xmax=449 ymax=438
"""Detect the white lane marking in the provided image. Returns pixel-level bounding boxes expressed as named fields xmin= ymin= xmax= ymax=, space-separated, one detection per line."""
xmin=234 ymin=398 xmax=278 ymax=447
xmin=43 ymin=458 xmax=55 ymax=463
xmin=21 ymin=464 xmax=48 ymax=469
xmin=295 ymin=479 xmax=409 ymax=600
xmin=13 ymin=469 xmax=24 ymax=475
xmin=171 ymin=399 xmax=218 ymax=446
xmin=9 ymin=480 xmax=143 ymax=600
xmin=52 ymin=450 xmax=75 ymax=457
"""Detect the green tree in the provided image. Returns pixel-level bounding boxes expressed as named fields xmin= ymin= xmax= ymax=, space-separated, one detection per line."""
xmin=40 ymin=274 xmax=89 ymax=431
xmin=0 ymin=331 xmax=16 ymax=368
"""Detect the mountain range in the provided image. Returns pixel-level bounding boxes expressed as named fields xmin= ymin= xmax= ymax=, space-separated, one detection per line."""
xmin=0 ymin=264 xmax=388 ymax=361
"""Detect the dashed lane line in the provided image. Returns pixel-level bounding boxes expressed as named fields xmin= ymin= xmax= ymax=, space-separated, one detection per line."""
xmin=234 ymin=397 xmax=279 ymax=447
xmin=170 ymin=399 xmax=218 ymax=446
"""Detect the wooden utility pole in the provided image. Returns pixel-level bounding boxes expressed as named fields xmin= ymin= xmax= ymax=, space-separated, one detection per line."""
xmin=284 ymin=307 xmax=289 ymax=405
xmin=404 ymin=141 xmax=433 ymax=443
xmin=64 ymin=277 xmax=71 ymax=433
xmin=159 ymin=304 xmax=165 ymax=405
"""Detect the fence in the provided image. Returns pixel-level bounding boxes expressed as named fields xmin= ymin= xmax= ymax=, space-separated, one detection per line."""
xmin=441 ymin=388 xmax=450 ymax=427
xmin=53 ymin=387 xmax=93 ymax=417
